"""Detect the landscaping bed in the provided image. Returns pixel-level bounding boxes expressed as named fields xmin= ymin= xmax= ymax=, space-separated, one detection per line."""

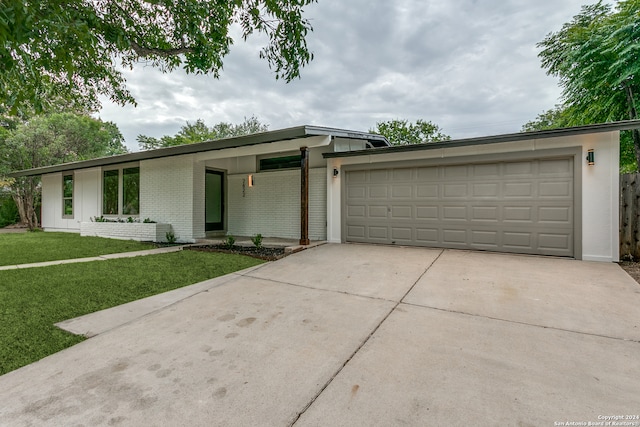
xmin=187 ymin=244 xmax=287 ymax=261
xmin=619 ymin=261 xmax=640 ymax=285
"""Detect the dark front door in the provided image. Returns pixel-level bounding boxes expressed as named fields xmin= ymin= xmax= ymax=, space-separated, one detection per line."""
xmin=205 ymin=170 xmax=224 ymax=231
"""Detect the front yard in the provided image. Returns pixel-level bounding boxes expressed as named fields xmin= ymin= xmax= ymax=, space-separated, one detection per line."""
xmin=0 ymin=232 xmax=155 ymax=266
xmin=0 ymin=245 xmax=264 ymax=376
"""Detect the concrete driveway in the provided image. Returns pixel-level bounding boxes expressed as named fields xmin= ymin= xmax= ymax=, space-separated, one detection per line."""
xmin=1 ymin=244 xmax=639 ymax=426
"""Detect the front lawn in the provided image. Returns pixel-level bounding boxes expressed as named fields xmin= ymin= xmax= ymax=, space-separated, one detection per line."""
xmin=0 ymin=232 xmax=155 ymax=266
xmin=0 ymin=251 xmax=264 ymax=375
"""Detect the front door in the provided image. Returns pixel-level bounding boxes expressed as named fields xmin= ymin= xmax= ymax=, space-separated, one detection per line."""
xmin=205 ymin=170 xmax=224 ymax=231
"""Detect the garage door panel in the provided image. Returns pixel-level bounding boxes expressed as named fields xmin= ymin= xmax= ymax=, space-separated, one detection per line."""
xmin=539 ymin=181 xmax=572 ymax=197
xmin=504 ymin=182 xmax=533 ymax=198
xmin=416 ymin=206 xmax=438 ymax=220
xmin=538 ymin=206 xmax=571 ymax=223
xmin=473 ymin=163 xmax=500 ymax=177
xmin=444 ymin=165 xmax=468 ymax=179
xmin=471 ymin=230 xmax=499 ymax=246
xmin=368 ymin=205 xmax=388 ymax=218
xmin=368 ymin=186 xmax=388 ymax=199
xmin=417 ymin=184 xmax=438 ymax=198
xmin=347 ymin=205 xmax=366 ymax=218
xmin=472 ymin=183 xmax=499 ymax=197
xmin=502 ymin=232 xmax=532 ymax=248
xmin=345 ymin=158 xmax=574 ymax=257
xmin=391 ymin=185 xmax=412 ymax=198
xmin=503 ymin=206 xmax=533 ymax=222
xmin=347 ymin=186 xmax=366 ymax=199
xmin=538 ymin=233 xmax=571 ymax=251
xmin=390 ymin=205 xmax=412 ymax=219
xmin=416 ymin=228 xmax=439 ymax=243
xmin=443 ymin=184 xmax=468 ymax=197
xmin=391 ymin=227 xmax=412 ymax=241
xmin=539 ymin=158 xmax=571 ymax=175
xmin=368 ymin=226 xmax=389 ymax=240
xmin=442 ymin=229 xmax=467 ymax=244
xmin=472 ymin=206 xmax=499 ymax=221
xmin=504 ymin=161 xmax=533 ymax=176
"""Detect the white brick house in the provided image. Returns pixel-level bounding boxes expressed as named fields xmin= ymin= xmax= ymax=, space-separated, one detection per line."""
xmin=10 ymin=122 xmax=640 ymax=262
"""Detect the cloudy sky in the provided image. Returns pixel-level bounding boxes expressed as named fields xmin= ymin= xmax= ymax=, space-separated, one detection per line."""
xmin=97 ymin=0 xmax=598 ymax=151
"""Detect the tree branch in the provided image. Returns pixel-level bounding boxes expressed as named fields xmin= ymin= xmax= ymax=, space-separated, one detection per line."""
xmin=128 ymin=40 xmax=193 ymax=58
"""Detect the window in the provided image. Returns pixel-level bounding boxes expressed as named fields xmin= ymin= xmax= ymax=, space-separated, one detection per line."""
xmin=123 ymin=167 xmax=140 ymax=215
xmin=103 ymin=170 xmax=119 ymax=215
xmin=63 ymin=175 xmax=73 ymax=217
xmin=103 ymin=166 xmax=140 ymax=216
xmin=259 ymin=155 xmax=302 ymax=171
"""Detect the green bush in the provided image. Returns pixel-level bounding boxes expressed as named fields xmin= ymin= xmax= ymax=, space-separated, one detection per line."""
xmin=0 ymin=195 xmax=19 ymax=227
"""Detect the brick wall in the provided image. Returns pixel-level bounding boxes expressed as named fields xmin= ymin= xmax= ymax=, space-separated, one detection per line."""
xmin=80 ymin=222 xmax=172 ymax=242
xmin=227 ymin=168 xmax=327 ymax=240
xmin=140 ymin=156 xmax=195 ymax=242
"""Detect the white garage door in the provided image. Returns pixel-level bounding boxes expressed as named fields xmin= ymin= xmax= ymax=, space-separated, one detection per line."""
xmin=345 ymin=158 xmax=574 ymax=257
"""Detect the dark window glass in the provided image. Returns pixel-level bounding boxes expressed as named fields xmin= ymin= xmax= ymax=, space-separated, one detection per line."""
xmin=259 ymin=155 xmax=301 ymax=171
xmin=122 ymin=167 xmax=140 ymax=215
xmin=103 ymin=170 xmax=119 ymax=215
xmin=63 ymin=175 xmax=73 ymax=216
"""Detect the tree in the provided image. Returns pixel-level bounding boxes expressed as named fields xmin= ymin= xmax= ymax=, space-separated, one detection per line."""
xmin=538 ymin=0 xmax=640 ymax=169
xmin=0 ymin=0 xmax=316 ymax=115
xmin=521 ymin=106 xmax=572 ymax=132
xmin=0 ymin=113 xmax=128 ymax=229
xmin=137 ymin=116 xmax=269 ymax=150
xmin=369 ymin=119 xmax=450 ymax=146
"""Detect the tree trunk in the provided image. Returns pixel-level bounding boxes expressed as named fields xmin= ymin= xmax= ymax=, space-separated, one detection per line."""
xmin=11 ymin=177 xmax=40 ymax=230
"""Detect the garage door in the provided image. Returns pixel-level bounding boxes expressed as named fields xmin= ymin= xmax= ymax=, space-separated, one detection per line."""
xmin=345 ymin=158 xmax=574 ymax=257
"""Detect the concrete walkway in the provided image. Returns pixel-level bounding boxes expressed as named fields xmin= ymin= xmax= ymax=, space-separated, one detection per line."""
xmin=0 ymin=245 xmax=185 ymax=270
xmin=1 ymin=244 xmax=639 ymax=426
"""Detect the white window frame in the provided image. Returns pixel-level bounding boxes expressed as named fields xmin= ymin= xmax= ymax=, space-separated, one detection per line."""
xmin=101 ymin=163 xmax=140 ymax=218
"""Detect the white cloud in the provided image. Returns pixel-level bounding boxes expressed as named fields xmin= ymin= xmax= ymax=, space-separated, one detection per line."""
xmin=97 ymin=0 xmax=593 ymax=151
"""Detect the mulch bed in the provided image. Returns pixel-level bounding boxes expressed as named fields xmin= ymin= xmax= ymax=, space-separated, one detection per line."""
xmin=619 ymin=261 xmax=640 ymax=284
xmin=186 ymin=244 xmax=287 ymax=261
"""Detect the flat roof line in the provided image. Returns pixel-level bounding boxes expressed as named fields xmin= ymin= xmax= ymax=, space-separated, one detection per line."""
xmin=323 ymin=120 xmax=640 ymax=159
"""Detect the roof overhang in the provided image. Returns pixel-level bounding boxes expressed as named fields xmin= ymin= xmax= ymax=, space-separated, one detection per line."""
xmin=9 ymin=125 xmax=389 ymax=178
xmin=324 ymin=120 xmax=640 ymax=159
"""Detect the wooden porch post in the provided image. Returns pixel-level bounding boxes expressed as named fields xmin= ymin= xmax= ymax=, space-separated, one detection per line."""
xmin=300 ymin=146 xmax=310 ymax=245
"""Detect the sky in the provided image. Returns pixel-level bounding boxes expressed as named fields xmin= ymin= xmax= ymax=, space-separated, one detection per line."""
xmin=97 ymin=0 xmax=598 ymax=152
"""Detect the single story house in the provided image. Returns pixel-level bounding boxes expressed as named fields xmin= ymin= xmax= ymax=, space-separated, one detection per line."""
xmin=10 ymin=121 xmax=640 ymax=262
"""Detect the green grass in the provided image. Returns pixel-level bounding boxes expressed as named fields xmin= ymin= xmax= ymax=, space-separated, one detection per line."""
xmin=0 ymin=250 xmax=264 ymax=375
xmin=0 ymin=232 xmax=155 ymax=266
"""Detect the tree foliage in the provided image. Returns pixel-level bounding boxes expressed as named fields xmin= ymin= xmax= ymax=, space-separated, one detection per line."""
xmin=537 ymin=0 xmax=640 ymax=169
xmin=137 ymin=116 xmax=269 ymax=150
xmin=0 ymin=0 xmax=316 ymax=115
xmin=369 ymin=119 xmax=450 ymax=146
xmin=521 ymin=106 xmax=572 ymax=132
xmin=0 ymin=113 xmax=128 ymax=229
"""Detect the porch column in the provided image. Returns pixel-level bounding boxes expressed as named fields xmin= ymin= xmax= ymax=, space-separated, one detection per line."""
xmin=300 ymin=146 xmax=310 ymax=245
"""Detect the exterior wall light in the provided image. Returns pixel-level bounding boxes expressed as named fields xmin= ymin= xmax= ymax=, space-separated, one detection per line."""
xmin=248 ymin=174 xmax=254 ymax=187
xmin=586 ymin=149 xmax=595 ymax=166
xmin=333 ymin=168 xmax=339 ymax=177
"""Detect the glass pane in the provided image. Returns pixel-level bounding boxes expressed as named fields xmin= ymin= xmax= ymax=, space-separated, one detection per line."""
xmin=63 ymin=175 xmax=73 ymax=198
xmin=64 ymin=199 xmax=73 ymax=216
xmin=259 ymin=155 xmax=301 ymax=171
xmin=206 ymin=173 xmax=222 ymax=223
xmin=123 ymin=167 xmax=140 ymax=215
xmin=103 ymin=170 xmax=119 ymax=215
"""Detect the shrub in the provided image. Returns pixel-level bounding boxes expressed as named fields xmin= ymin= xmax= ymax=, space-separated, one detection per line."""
xmin=251 ymin=233 xmax=263 ymax=248
xmin=224 ymin=235 xmax=235 ymax=248
xmin=0 ymin=195 xmax=19 ymax=227
xmin=165 ymin=231 xmax=177 ymax=244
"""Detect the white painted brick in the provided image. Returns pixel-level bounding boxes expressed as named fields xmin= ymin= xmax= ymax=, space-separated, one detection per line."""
xmin=227 ymin=168 xmax=326 ymax=240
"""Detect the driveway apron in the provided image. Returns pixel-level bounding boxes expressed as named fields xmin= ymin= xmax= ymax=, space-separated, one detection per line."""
xmin=0 ymin=244 xmax=639 ymax=426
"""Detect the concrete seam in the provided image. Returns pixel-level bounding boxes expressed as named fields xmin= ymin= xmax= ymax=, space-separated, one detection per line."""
xmin=400 ymin=301 xmax=640 ymax=344
xmin=288 ymin=249 xmax=445 ymax=426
